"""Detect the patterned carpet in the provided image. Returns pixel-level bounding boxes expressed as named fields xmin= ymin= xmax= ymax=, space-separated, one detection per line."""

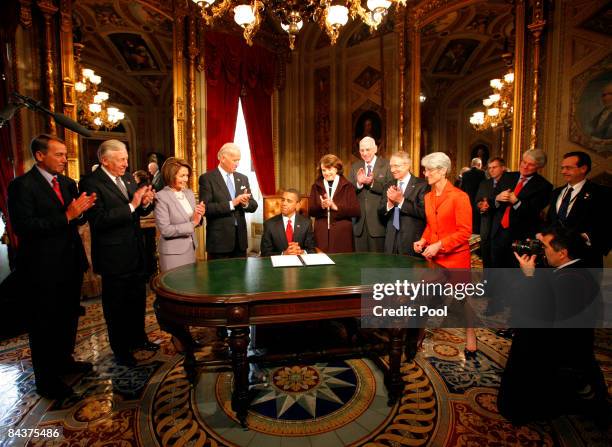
xmin=0 ymin=294 xmax=610 ymax=447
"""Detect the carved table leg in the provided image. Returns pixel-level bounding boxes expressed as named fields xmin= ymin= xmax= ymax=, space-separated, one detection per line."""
xmin=386 ymin=328 xmax=404 ymax=406
xmin=229 ymin=326 xmax=251 ymax=427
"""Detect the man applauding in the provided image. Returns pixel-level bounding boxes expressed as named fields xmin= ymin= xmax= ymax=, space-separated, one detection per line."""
xmin=8 ymin=134 xmax=96 ymax=399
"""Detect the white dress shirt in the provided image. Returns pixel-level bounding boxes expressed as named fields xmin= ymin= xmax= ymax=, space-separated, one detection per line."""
xmin=174 ymin=189 xmax=193 ymax=216
xmin=101 ymin=165 xmax=136 ymax=213
xmin=555 ymin=179 xmax=586 ymax=216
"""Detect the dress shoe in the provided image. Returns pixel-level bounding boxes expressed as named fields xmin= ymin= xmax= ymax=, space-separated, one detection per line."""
xmin=60 ymin=360 xmax=93 ymax=375
xmin=135 ymin=340 xmax=160 ymax=352
xmin=36 ymin=380 xmax=75 ymax=400
xmin=496 ymin=329 xmax=514 ymax=339
xmin=115 ymin=353 xmax=137 ymax=367
xmin=464 ymin=348 xmax=479 ymax=360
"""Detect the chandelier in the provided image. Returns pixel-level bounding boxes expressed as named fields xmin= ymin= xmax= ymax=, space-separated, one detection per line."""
xmin=469 ymin=71 xmax=514 ymax=131
xmin=73 ymin=44 xmax=125 ymax=131
xmin=192 ymin=1 xmax=407 ymax=50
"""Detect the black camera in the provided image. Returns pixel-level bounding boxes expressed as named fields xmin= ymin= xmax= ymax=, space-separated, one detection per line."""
xmin=512 ymin=238 xmax=544 ymax=258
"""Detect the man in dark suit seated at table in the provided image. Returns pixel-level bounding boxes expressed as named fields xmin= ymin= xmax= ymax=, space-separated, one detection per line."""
xmin=8 ymin=134 xmax=96 ymax=399
xmin=260 ymin=189 xmax=315 ymax=256
xmin=199 ymin=142 xmax=258 ymax=260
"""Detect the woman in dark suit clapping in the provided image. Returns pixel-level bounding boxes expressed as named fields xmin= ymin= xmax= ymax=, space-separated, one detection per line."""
xmin=308 ymin=154 xmax=360 ymax=253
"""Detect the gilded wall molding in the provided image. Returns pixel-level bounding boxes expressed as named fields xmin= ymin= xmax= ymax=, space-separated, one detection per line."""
xmin=187 ymin=10 xmax=198 ymax=190
xmin=173 ymin=0 xmax=188 ymax=161
xmin=37 ymin=0 xmax=58 ymax=134
xmin=59 ymin=0 xmax=80 ymax=178
xmin=19 ymin=0 xmax=33 ymax=28
xmin=527 ymin=0 xmax=546 ymax=151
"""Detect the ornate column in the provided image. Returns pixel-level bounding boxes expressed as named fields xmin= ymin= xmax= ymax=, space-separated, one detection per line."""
xmin=172 ymin=0 xmax=188 ymax=161
xmin=397 ymin=6 xmax=406 ymax=152
xmin=510 ymin=0 xmax=526 ymax=170
xmin=187 ymin=10 xmax=198 ymax=191
xmin=58 ymin=0 xmax=79 ymax=178
xmin=37 ymin=0 xmax=58 ymax=135
xmin=408 ymin=8 xmax=421 ymax=175
xmin=527 ymin=0 xmax=546 ymax=151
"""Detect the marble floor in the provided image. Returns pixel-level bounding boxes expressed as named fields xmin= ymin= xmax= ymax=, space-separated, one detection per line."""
xmin=0 ymin=292 xmax=610 ymax=446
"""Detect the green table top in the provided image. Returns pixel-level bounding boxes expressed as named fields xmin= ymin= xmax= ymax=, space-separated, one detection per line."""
xmin=154 ymin=253 xmax=431 ymax=301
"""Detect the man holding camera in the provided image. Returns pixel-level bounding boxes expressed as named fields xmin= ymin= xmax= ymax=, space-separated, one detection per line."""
xmin=498 ymin=226 xmax=607 ymax=425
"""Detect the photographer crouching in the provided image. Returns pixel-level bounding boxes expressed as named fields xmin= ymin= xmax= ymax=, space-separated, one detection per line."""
xmin=497 ymin=225 xmax=608 ymax=426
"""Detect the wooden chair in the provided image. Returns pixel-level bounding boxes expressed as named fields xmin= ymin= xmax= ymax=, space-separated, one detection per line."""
xmin=262 ymin=194 xmax=309 ymax=221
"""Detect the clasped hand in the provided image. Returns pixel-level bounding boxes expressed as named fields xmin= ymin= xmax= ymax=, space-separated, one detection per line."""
xmin=386 ymin=185 xmax=403 ymax=206
xmin=131 ymin=185 xmax=155 ymax=208
xmin=284 ymin=241 xmax=304 ymax=255
xmin=192 ymin=201 xmax=206 ymax=225
xmin=232 ymin=192 xmax=251 ymax=208
xmin=66 ymin=192 xmax=97 ymax=221
xmin=356 ymin=167 xmax=373 ymax=185
xmin=319 ymin=193 xmax=337 ymax=211
xmin=496 ymin=189 xmax=518 ymax=204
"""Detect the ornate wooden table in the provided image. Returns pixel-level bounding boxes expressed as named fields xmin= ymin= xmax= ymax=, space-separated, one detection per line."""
xmin=151 ymin=253 xmax=429 ymax=426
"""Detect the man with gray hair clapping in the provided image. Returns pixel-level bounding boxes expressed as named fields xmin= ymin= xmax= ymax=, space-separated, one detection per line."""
xmin=80 ymin=139 xmax=158 ymax=367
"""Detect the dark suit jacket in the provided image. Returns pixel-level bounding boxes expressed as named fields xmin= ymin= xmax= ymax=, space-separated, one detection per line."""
xmin=151 ymin=171 xmax=164 ymax=192
xmin=79 ymin=168 xmax=152 ymax=276
xmin=199 ymin=168 xmax=258 ymax=254
xmin=460 ymin=167 xmax=485 ymax=203
xmin=546 ymin=180 xmax=611 ymax=267
xmin=461 ymin=167 xmax=486 ymax=232
xmin=378 ymin=176 xmax=428 ymax=256
xmin=260 ymin=213 xmax=316 ymax=256
xmin=475 ymin=173 xmax=509 ymax=243
xmin=309 ymin=175 xmax=361 ymax=253
xmin=348 ymin=157 xmax=393 ymax=238
xmin=491 ymin=172 xmax=552 ymax=241
xmin=8 ymin=167 xmax=88 ymax=280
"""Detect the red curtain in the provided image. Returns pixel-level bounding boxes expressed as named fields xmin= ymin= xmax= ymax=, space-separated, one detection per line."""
xmin=241 ymin=46 xmax=276 ymax=195
xmin=204 ymin=32 xmax=276 ymax=195
xmin=0 ymin=4 xmax=18 ymax=252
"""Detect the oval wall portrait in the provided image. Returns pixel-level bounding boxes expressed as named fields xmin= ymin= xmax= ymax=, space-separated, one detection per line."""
xmin=571 ymin=68 xmax=612 ymax=155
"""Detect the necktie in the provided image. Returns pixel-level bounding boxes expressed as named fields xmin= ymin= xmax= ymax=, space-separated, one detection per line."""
xmin=557 ymin=186 xmax=574 ymax=223
xmin=285 ymin=219 xmax=293 ymax=244
xmin=226 ymin=173 xmax=236 ymax=199
xmin=501 ymin=177 xmax=526 ymax=228
xmin=115 ymin=176 xmax=128 ymax=199
xmin=51 ymin=177 xmax=64 ymax=205
xmin=366 ymin=164 xmax=372 ymax=176
xmin=393 ymin=181 xmax=404 ymax=231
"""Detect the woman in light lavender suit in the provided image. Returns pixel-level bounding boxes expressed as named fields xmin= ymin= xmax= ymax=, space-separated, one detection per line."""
xmin=155 ymin=157 xmax=205 ymax=272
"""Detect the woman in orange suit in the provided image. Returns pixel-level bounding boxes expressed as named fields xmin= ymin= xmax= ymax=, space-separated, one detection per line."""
xmin=413 ymin=151 xmax=478 ymax=358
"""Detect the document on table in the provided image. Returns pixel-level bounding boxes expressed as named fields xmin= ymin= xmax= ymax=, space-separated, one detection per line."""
xmin=271 ymin=255 xmax=303 ymax=267
xmin=299 ymin=253 xmax=335 ymax=266
xmin=270 ymin=253 xmax=336 ymax=267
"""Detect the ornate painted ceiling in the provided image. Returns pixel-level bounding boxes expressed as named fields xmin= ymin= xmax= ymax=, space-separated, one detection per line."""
xmin=73 ymin=0 xmax=174 ymax=107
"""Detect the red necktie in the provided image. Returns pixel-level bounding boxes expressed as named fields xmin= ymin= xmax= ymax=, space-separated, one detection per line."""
xmin=501 ymin=177 xmax=526 ymax=228
xmin=285 ymin=219 xmax=293 ymax=244
xmin=51 ymin=177 xmax=64 ymax=205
